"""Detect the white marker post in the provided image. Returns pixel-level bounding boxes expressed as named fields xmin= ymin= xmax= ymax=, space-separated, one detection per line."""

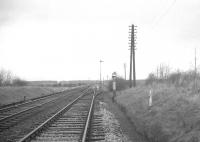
xmin=112 ymin=72 xmax=117 ymax=102
xmin=149 ymin=89 xmax=153 ymax=111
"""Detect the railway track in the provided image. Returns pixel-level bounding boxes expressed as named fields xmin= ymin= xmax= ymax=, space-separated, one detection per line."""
xmin=0 ymin=90 xmax=65 ymax=112
xmin=0 ymin=86 xmax=83 ymax=112
xmin=0 ymin=86 xmax=87 ymax=132
xmin=18 ymin=89 xmax=105 ymax=142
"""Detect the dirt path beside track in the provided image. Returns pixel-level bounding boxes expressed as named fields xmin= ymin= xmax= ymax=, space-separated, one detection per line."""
xmin=101 ymin=91 xmax=147 ymax=142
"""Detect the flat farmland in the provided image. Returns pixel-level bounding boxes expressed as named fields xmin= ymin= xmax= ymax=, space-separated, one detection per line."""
xmin=0 ymin=86 xmax=67 ymax=106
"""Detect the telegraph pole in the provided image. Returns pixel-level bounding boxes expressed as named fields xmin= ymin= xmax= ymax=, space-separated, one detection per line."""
xmin=129 ymin=24 xmax=137 ymax=87
xmin=124 ymin=63 xmax=126 ymax=80
xmin=129 ymin=36 xmax=133 ymax=87
xmin=194 ymin=48 xmax=197 ymax=92
xmin=133 ymin=25 xmax=137 ymax=87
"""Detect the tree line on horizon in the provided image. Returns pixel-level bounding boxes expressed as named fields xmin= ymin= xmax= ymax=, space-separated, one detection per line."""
xmin=0 ymin=69 xmax=27 ymax=86
xmin=145 ymin=64 xmax=199 ymax=89
xmin=0 ymin=68 xmax=88 ymax=87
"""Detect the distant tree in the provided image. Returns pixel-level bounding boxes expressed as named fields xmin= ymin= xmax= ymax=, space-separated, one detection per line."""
xmin=0 ymin=68 xmax=27 ymax=87
xmin=3 ymin=70 xmax=13 ymax=86
xmin=145 ymin=64 xmax=171 ymax=85
xmin=12 ymin=78 xmax=28 ymax=86
xmin=0 ymin=69 xmax=12 ymax=86
xmin=145 ymin=73 xmax=157 ymax=85
xmin=167 ymin=71 xmax=181 ymax=85
xmin=0 ymin=69 xmax=5 ymax=86
xmin=156 ymin=64 xmax=170 ymax=80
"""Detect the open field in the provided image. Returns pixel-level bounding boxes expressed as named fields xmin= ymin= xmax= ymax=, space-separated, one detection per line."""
xmin=115 ymin=84 xmax=200 ymax=142
xmin=0 ymin=86 xmax=67 ymax=106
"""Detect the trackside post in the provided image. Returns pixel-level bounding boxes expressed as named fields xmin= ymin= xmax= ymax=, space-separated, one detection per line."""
xmin=148 ymin=89 xmax=153 ymax=112
xmin=112 ymin=72 xmax=117 ymax=102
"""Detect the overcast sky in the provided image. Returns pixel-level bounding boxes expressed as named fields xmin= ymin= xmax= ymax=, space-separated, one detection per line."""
xmin=0 ymin=0 xmax=199 ymax=81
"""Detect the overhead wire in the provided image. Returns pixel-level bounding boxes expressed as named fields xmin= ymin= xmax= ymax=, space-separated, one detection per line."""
xmin=151 ymin=0 xmax=177 ymax=29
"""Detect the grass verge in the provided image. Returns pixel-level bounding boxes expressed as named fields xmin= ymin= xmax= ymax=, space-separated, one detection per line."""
xmin=115 ymin=84 xmax=200 ymax=142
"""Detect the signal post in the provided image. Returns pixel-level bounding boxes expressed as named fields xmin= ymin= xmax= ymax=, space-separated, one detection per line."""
xmin=112 ymin=72 xmax=117 ymax=102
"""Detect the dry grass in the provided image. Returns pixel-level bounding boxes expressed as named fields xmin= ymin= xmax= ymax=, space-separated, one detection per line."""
xmin=0 ymin=86 xmax=67 ymax=106
xmin=116 ymin=84 xmax=200 ymax=142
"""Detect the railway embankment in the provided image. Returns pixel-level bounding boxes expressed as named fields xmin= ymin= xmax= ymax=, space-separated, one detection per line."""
xmin=115 ymin=84 xmax=200 ymax=142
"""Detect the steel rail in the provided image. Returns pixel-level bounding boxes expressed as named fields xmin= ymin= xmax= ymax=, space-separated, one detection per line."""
xmin=0 ymin=86 xmax=82 ymax=112
xmin=0 ymin=86 xmax=87 ymax=120
xmin=0 ymin=87 xmax=89 ymax=130
xmin=17 ymin=88 xmax=90 ymax=142
xmin=81 ymin=94 xmax=95 ymax=142
xmin=0 ymin=97 xmax=59 ymax=122
xmin=0 ymin=90 xmax=69 ymax=112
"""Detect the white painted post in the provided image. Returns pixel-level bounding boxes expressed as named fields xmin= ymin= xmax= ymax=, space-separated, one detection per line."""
xmin=113 ymin=81 xmax=116 ymax=91
xmin=112 ymin=72 xmax=117 ymax=102
xmin=149 ymin=89 xmax=152 ymax=111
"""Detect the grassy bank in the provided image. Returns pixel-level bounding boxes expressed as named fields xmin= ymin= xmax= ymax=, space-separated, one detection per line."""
xmin=115 ymin=84 xmax=200 ymax=142
xmin=0 ymin=86 xmax=67 ymax=106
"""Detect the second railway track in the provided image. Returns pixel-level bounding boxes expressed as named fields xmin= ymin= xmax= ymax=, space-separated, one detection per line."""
xmin=18 ymin=89 xmax=104 ymax=142
xmin=0 ymin=86 xmax=87 ymax=132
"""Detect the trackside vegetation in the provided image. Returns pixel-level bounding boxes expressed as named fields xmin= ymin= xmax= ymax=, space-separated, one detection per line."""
xmin=0 ymin=69 xmax=27 ymax=86
xmin=113 ymin=65 xmax=200 ymax=142
xmin=107 ymin=76 xmax=128 ymax=91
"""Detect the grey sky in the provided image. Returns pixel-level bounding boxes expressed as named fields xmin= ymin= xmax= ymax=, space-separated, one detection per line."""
xmin=0 ymin=0 xmax=199 ymax=81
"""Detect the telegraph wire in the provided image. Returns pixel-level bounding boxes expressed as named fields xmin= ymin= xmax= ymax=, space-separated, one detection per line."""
xmin=151 ymin=0 xmax=177 ymax=29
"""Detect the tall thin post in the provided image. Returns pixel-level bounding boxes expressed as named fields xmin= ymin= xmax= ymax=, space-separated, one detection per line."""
xmin=132 ymin=25 xmax=136 ymax=87
xmin=100 ymin=60 xmax=103 ymax=87
xmin=112 ymin=72 xmax=117 ymax=102
xmin=129 ymin=41 xmax=133 ymax=88
xmin=124 ymin=63 xmax=126 ymax=80
xmin=194 ymin=48 xmax=197 ymax=92
xmin=129 ymin=24 xmax=137 ymax=88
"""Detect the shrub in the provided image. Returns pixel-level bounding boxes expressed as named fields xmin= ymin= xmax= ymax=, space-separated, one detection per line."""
xmin=145 ymin=68 xmax=200 ymax=89
xmin=145 ymin=73 xmax=157 ymax=85
xmin=108 ymin=76 xmax=128 ymax=91
xmin=12 ymin=78 xmax=28 ymax=86
xmin=167 ymin=72 xmax=181 ymax=85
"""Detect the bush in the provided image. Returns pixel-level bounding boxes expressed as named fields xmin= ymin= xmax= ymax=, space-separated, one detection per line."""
xmin=167 ymin=72 xmax=181 ymax=85
xmin=12 ymin=78 xmax=28 ymax=86
xmin=145 ymin=73 xmax=157 ymax=85
xmin=145 ymin=69 xmax=200 ymax=89
xmin=108 ymin=77 xmax=128 ymax=91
